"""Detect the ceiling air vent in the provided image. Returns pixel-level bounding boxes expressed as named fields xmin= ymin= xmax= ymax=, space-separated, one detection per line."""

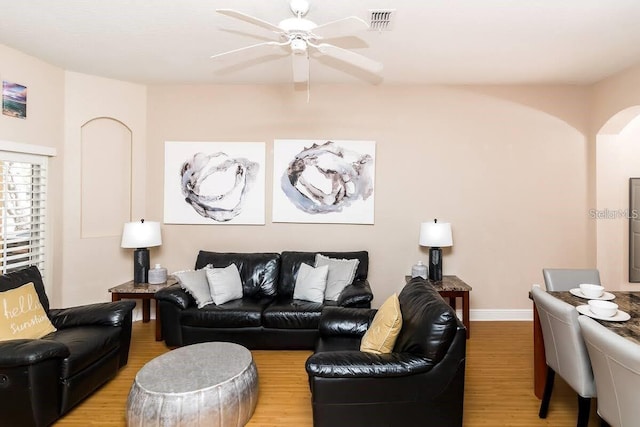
xmin=368 ymin=9 xmax=395 ymax=31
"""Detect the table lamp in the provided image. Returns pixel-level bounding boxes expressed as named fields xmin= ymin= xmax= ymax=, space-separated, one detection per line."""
xmin=419 ymin=219 xmax=453 ymax=281
xmin=121 ymin=219 xmax=162 ymax=284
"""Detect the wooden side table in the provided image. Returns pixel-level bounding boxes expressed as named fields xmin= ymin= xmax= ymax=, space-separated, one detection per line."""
xmin=405 ymin=275 xmax=472 ymax=339
xmin=109 ymin=278 xmax=176 ymax=341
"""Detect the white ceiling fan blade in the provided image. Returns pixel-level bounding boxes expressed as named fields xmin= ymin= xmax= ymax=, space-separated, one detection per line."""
xmin=311 ymin=43 xmax=383 ymax=75
xmin=312 ymin=16 xmax=369 ymax=39
xmin=291 ymin=53 xmax=309 ymax=83
xmin=217 ymin=9 xmax=284 ymax=34
xmin=210 ymin=41 xmax=289 ymax=60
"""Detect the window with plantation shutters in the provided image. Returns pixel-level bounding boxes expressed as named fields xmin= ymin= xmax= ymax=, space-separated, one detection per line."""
xmin=0 ymin=152 xmax=47 ymax=275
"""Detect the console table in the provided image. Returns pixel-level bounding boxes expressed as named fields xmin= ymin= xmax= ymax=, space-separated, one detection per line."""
xmin=405 ymin=275 xmax=472 ymax=338
xmin=109 ymin=278 xmax=176 ymax=341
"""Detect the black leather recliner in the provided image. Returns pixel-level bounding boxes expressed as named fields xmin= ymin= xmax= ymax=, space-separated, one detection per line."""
xmin=305 ymin=277 xmax=467 ymax=427
xmin=0 ymin=266 xmax=136 ymax=427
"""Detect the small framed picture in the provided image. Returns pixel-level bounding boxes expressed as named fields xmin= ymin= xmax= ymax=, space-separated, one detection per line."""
xmin=2 ymin=81 xmax=27 ymax=119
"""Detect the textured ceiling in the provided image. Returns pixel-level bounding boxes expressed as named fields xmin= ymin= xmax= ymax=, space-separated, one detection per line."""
xmin=2 ymin=0 xmax=640 ymax=85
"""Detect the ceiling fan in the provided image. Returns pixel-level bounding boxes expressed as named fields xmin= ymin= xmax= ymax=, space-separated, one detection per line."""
xmin=211 ymin=0 xmax=383 ymax=84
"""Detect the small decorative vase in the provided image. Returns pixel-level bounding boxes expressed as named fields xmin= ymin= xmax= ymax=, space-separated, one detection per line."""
xmin=411 ymin=261 xmax=427 ymax=279
xmin=148 ymin=264 xmax=168 ymax=284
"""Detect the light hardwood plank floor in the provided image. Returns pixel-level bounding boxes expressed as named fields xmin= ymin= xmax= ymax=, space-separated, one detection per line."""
xmin=55 ymin=320 xmax=600 ymax=426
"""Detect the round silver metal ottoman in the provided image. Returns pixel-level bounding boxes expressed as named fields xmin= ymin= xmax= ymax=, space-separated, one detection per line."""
xmin=127 ymin=342 xmax=258 ymax=427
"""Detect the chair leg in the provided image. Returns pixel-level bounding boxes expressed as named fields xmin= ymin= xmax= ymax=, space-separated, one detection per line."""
xmin=577 ymin=396 xmax=591 ymax=427
xmin=539 ymin=367 xmax=555 ymax=418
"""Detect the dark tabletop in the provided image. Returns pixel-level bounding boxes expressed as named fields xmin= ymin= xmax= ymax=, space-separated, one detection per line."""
xmin=550 ymin=290 xmax=640 ymax=345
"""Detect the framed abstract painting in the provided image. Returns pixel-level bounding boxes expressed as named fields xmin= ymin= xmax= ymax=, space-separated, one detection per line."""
xmin=164 ymin=141 xmax=265 ymax=225
xmin=272 ymin=139 xmax=376 ymax=224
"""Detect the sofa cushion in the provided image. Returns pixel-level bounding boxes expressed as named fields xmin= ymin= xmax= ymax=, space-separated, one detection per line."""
xmin=263 ymin=300 xmax=331 ymax=329
xmin=279 ymin=251 xmax=369 ymax=299
xmin=174 ymin=267 xmax=213 ymax=308
xmin=206 ymin=264 xmax=243 ymax=305
xmin=315 ymin=254 xmax=360 ymax=301
xmin=181 ymin=298 xmax=271 ymax=328
xmin=293 ymin=263 xmax=328 ymax=303
xmin=0 ymin=282 xmax=57 ymax=341
xmin=394 ymin=279 xmax=457 ymax=363
xmin=195 ymin=252 xmax=280 ymax=299
xmin=44 ymin=326 xmax=121 ymax=379
xmin=360 ymin=293 xmax=402 ymax=354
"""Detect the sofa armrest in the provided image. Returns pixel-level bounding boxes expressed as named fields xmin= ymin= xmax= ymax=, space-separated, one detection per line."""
xmin=49 ymin=300 xmax=136 ymax=329
xmin=319 ymin=306 xmax=376 ymax=338
xmin=306 ymin=351 xmax=433 ymax=378
xmin=0 ymin=339 xmax=70 ymax=367
xmin=337 ymin=279 xmax=373 ymax=308
xmin=154 ymin=283 xmax=192 ymax=310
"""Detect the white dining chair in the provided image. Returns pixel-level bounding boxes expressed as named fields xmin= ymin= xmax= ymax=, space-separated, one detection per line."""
xmin=578 ymin=315 xmax=640 ymax=427
xmin=542 ymin=268 xmax=601 ymax=291
xmin=531 ymin=286 xmax=596 ymax=426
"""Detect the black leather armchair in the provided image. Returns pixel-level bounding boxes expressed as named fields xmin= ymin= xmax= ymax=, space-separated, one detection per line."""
xmin=305 ymin=278 xmax=466 ymax=427
xmin=0 ymin=266 xmax=136 ymax=427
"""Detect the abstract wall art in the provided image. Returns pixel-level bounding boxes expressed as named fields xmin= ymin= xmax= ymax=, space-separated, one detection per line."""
xmin=164 ymin=141 xmax=265 ymax=225
xmin=272 ymin=139 xmax=376 ymax=224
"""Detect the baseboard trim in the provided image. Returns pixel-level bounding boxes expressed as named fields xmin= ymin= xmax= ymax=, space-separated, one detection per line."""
xmin=456 ymin=309 xmax=533 ymax=321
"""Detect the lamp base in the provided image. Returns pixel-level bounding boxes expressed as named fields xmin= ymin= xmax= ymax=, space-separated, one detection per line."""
xmin=428 ymin=247 xmax=443 ymax=281
xmin=133 ymin=248 xmax=150 ymax=284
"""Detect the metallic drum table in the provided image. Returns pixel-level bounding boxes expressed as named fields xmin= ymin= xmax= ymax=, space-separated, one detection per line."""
xmin=109 ymin=278 xmax=176 ymax=341
xmin=406 ymin=275 xmax=472 ymax=338
xmin=531 ymin=290 xmax=640 ymax=399
xmin=127 ymin=342 xmax=259 ymax=427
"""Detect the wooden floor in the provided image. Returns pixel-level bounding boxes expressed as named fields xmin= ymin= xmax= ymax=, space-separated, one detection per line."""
xmin=55 ymin=321 xmax=601 ymax=426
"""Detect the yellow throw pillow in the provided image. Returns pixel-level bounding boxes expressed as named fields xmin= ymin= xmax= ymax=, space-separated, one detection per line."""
xmin=0 ymin=282 xmax=56 ymax=342
xmin=360 ymin=293 xmax=402 ymax=354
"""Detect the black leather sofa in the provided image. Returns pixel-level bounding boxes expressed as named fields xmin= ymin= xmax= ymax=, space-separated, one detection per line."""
xmin=305 ymin=277 xmax=467 ymax=427
xmin=155 ymin=250 xmax=373 ymax=349
xmin=0 ymin=266 xmax=136 ymax=427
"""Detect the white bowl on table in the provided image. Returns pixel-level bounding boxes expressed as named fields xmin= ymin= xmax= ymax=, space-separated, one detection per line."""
xmin=588 ymin=300 xmax=618 ymax=318
xmin=579 ymin=283 xmax=604 ymax=299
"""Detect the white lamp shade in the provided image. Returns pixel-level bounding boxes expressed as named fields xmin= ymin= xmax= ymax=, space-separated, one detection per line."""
xmin=121 ymin=220 xmax=162 ymax=248
xmin=419 ymin=221 xmax=453 ymax=247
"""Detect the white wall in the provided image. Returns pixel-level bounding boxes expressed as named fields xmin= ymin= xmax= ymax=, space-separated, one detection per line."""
xmin=147 ymin=84 xmax=592 ymax=315
xmin=2 ymin=41 xmax=612 ymax=319
xmin=62 ymin=71 xmax=147 ymax=308
xmin=592 ymin=63 xmax=640 ymax=291
xmin=0 ymin=44 xmax=65 ymax=304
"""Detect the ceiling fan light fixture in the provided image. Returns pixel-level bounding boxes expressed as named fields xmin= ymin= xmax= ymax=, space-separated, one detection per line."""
xmin=278 ymin=17 xmax=316 ymax=33
xmin=290 ymin=38 xmax=307 ymax=54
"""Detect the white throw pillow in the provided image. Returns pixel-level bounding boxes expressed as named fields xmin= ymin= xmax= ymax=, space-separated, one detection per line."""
xmin=315 ymin=254 xmax=360 ymax=301
xmin=206 ymin=263 xmax=243 ymax=305
xmin=293 ymin=263 xmax=329 ymax=304
xmin=174 ymin=266 xmax=214 ymax=308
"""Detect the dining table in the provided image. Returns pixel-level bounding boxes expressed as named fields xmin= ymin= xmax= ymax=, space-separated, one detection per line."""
xmin=531 ymin=289 xmax=640 ymax=399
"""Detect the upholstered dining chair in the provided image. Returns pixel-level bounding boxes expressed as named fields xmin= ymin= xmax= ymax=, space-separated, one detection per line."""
xmin=578 ymin=315 xmax=640 ymax=427
xmin=531 ymin=286 xmax=596 ymax=427
xmin=542 ymin=268 xmax=601 ymax=291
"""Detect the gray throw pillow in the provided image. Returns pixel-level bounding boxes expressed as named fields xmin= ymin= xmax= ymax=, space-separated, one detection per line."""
xmin=205 ymin=263 xmax=243 ymax=305
xmin=293 ymin=263 xmax=328 ymax=303
xmin=174 ymin=265 xmax=213 ymax=308
xmin=315 ymin=254 xmax=360 ymax=301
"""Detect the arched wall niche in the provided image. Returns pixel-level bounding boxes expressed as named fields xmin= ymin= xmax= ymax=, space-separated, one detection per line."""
xmin=80 ymin=117 xmax=132 ymax=238
xmin=596 ymin=106 xmax=640 ymax=289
